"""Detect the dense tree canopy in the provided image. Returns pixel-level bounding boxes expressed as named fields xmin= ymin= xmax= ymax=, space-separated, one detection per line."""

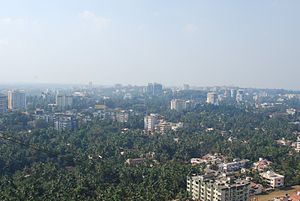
xmin=0 ymin=93 xmax=300 ymax=200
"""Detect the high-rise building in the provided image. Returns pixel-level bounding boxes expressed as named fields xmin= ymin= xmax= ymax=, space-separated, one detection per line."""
xmin=56 ymin=93 xmax=73 ymax=110
xmin=170 ymin=99 xmax=186 ymax=112
xmin=231 ymin=89 xmax=237 ymax=99
xmin=147 ymin=83 xmax=153 ymax=95
xmin=0 ymin=94 xmax=8 ymax=113
xmin=187 ymin=173 xmax=250 ymax=201
xmin=206 ymin=92 xmax=218 ymax=105
xmin=7 ymin=90 xmax=26 ymax=111
xmin=144 ymin=114 xmax=159 ymax=132
xmin=147 ymin=83 xmax=163 ymax=96
xmin=153 ymin=83 xmax=163 ymax=95
xmin=236 ymin=90 xmax=244 ymax=102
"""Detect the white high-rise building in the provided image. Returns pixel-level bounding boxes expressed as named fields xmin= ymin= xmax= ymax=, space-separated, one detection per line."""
xmin=206 ymin=92 xmax=218 ymax=105
xmin=7 ymin=90 xmax=26 ymax=111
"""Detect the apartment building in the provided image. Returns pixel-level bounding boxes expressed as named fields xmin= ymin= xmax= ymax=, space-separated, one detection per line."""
xmin=7 ymin=90 xmax=26 ymax=111
xmin=260 ymin=171 xmax=284 ymax=188
xmin=187 ymin=173 xmax=250 ymax=201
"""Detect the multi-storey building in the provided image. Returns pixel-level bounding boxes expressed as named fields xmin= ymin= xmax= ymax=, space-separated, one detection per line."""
xmin=187 ymin=173 xmax=250 ymax=201
xmin=147 ymin=83 xmax=163 ymax=96
xmin=54 ymin=114 xmax=77 ymax=132
xmin=231 ymin=89 xmax=237 ymax=99
xmin=260 ymin=171 xmax=284 ymax=188
xmin=144 ymin=113 xmax=182 ymax=134
xmin=7 ymin=90 xmax=26 ymax=111
xmin=236 ymin=90 xmax=244 ymax=102
xmin=207 ymin=92 xmax=218 ymax=105
xmin=170 ymin=99 xmax=186 ymax=112
xmin=144 ymin=114 xmax=159 ymax=132
xmin=0 ymin=93 xmax=8 ymax=113
xmin=219 ymin=159 xmax=249 ymax=173
xmin=56 ymin=93 xmax=73 ymax=111
xmin=154 ymin=121 xmax=183 ymax=133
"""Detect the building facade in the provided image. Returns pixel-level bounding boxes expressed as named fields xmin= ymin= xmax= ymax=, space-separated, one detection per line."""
xmin=230 ymin=89 xmax=237 ymax=99
xmin=0 ymin=94 xmax=8 ymax=113
xmin=147 ymin=83 xmax=163 ymax=96
xmin=219 ymin=159 xmax=249 ymax=173
xmin=236 ymin=90 xmax=244 ymax=102
xmin=54 ymin=115 xmax=77 ymax=132
xmin=56 ymin=93 xmax=73 ymax=110
xmin=7 ymin=90 xmax=26 ymax=111
xmin=144 ymin=114 xmax=159 ymax=132
xmin=260 ymin=171 xmax=284 ymax=188
xmin=187 ymin=173 xmax=250 ymax=201
xmin=170 ymin=99 xmax=186 ymax=112
xmin=207 ymin=92 xmax=219 ymax=105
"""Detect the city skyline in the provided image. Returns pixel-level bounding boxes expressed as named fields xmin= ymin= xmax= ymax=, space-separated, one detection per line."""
xmin=1 ymin=0 xmax=300 ymax=90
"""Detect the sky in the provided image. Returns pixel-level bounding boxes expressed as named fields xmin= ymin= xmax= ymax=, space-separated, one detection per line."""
xmin=0 ymin=0 xmax=300 ymax=89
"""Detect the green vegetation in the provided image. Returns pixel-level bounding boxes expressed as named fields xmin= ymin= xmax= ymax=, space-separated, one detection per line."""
xmin=0 ymin=98 xmax=300 ymax=200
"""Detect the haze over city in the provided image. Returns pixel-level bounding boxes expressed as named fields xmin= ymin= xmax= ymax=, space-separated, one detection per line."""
xmin=1 ymin=0 xmax=300 ymax=89
xmin=2 ymin=2 xmax=300 ymax=200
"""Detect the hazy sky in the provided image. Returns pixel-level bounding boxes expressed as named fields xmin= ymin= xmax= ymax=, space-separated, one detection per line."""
xmin=0 ymin=0 xmax=300 ymax=89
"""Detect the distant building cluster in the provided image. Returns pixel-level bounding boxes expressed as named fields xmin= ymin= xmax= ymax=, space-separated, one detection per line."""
xmin=54 ymin=114 xmax=77 ymax=132
xmin=31 ymin=109 xmax=78 ymax=132
xmin=0 ymin=90 xmax=26 ymax=113
xmin=93 ymin=107 xmax=137 ymax=123
xmin=146 ymin=83 xmax=163 ymax=96
xmin=144 ymin=113 xmax=183 ymax=134
xmin=276 ymin=133 xmax=300 ymax=153
xmin=191 ymin=153 xmax=225 ymax=166
xmin=205 ymin=88 xmax=246 ymax=106
xmin=0 ymin=83 xmax=299 ymax=200
xmin=191 ymin=153 xmax=249 ymax=173
xmin=188 ymin=153 xmax=285 ymax=200
xmin=8 ymin=90 xmax=26 ymax=111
